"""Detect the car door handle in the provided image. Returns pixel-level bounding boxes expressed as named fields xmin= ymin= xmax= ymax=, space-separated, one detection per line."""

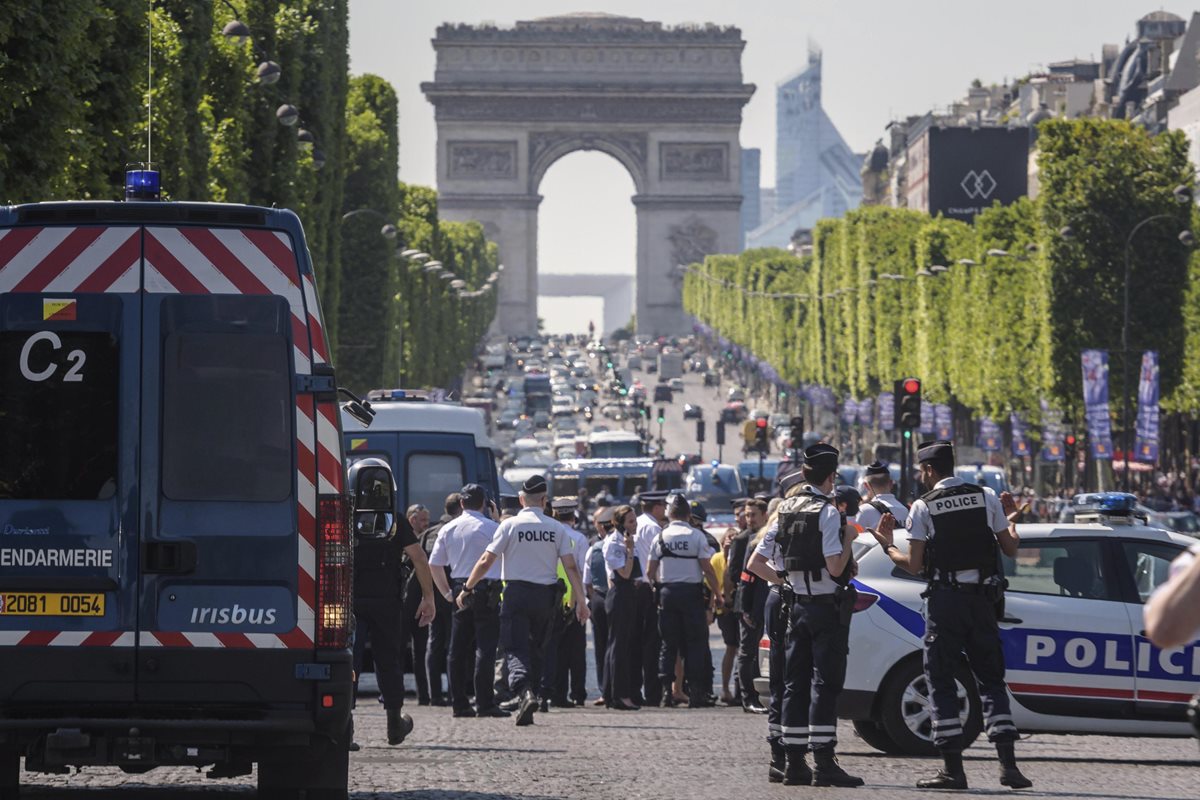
xmin=1000 ymin=616 xmax=1023 ymax=625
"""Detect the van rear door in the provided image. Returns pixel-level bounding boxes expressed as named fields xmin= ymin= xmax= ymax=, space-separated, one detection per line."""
xmin=0 ymin=223 xmax=141 ymax=704
xmin=136 ymin=225 xmax=322 ymax=705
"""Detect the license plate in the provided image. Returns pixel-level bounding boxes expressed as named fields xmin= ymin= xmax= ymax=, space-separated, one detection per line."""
xmin=0 ymin=592 xmax=105 ymax=617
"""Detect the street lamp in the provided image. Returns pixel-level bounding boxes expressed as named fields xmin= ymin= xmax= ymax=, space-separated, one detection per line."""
xmin=929 ymin=264 xmax=949 ymax=274
xmin=276 ymin=104 xmax=299 ymax=127
xmin=340 ymin=208 xmax=397 ymax=240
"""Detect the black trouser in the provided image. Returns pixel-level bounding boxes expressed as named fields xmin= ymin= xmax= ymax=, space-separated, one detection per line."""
xmin=449 ymin=579 xmax=501 ymax=712
xmin=781 ymin=595 xmax=847 ymax=754
xmin=737 ymin=611 xmax=764 ymax=705
xmin=603 ymin=580 xmax=636 ymax=702
xmin=589 ymin=590 xmax=609 ymax=690
xmin=764 ymin=587 xmax=785 ymax=745
xmin=425 ymin=591 xmax=452 ymax=702
xmin=499 ymin=580 xmax=555 ymax=696
xmin=401 ymin=579 xmax=430 ymax=703
xmin=540 ymin=605 xmax=566 ymax=699
xmin=352 ymin=596 xmax=406 ymax=711
xmin=657 ymin=583 xmax=708 ymax=693
xmin=924 ymin=587 xmax=1018 ymax=752
xmin=632 ymin=582 xmax=661 ymax=704
xmin=555 ymin=616 xmax=587 ymax=703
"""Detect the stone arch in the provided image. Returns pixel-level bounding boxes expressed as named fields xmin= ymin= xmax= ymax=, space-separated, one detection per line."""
xmin=422 ymin=13 xmax=755 ymax=336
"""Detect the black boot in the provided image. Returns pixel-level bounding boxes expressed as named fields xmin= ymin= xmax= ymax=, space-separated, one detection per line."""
xmin=917 ymin=751 xmax=967 ymax=790
xmin=768 ymin=740 xmax=786 ymax=784
xmin=782 ymin=747 xmax=812 ymax=786
xmin=812 ymin=748 xmax=864 ymax=787
xmin=996 ymin=742 xmax=1032 ymax=789
xmin=385 ymin=708 xmax=413 ymax=745
xmin=660 ymin=680 xmax=677 ymax=707
xmin=687 ymin=687 xmax=707 ymax=709
xmin=515 ymin=689 xmax=537 ymax=727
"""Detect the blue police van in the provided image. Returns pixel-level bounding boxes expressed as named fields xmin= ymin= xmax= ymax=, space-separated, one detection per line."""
xmin=0 ymin=172 xmax=357 ymax=799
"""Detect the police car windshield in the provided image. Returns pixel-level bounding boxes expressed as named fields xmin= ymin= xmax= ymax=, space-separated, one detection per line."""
xmin=685 ymin=466 xmax=743 ymax=506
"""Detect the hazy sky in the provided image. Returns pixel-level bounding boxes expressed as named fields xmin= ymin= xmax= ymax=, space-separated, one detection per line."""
xmin=347 ymin=1 xmax=1193 ymax=332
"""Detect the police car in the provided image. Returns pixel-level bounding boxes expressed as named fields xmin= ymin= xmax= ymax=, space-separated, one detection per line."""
xmin=0 ymin=171 xmax=358 ymax=799
xmin=758 ymin=493 xmax=1200 ymax=755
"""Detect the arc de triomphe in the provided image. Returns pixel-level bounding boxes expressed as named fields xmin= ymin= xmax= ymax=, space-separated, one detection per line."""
xmin=421 ymin=13 xmax=755 ymax=336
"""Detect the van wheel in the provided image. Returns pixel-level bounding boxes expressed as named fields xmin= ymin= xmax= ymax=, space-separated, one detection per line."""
xmin=878 ymin=656 xmax=982 ymax=756
xmin=0 ymin=747 xmax=19 ymax=800
xmin=258 ymin=741 xmax=348 ymax=800
xmin=850 ymin=719 xmax=903 ymax=755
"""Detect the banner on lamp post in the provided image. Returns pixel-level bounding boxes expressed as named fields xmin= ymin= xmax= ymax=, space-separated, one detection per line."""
xmin=842 ymin=398 xmax=858 ymax=426
xmin=1040 ymin=401 xmax=1065 ymax=462
xmin=857 ymin=398 xmax=874 ymax=427
xmin=1081 ymin=349 xmax=1114 ymax=460
xmin=919 ymin=402 xmax=936 ymax=435
xmin=878 ymin=393 xmax=895 ymax=432
xmin=978 ymin=417 xmax=1001 ymax=452
xmin=1134 ymin=350 xmax=1160 ymax=463
xmin=1010 ymin=412 xmax=1030 ymax=457
xmin=934 ymin=404 xmax=953 ymax=441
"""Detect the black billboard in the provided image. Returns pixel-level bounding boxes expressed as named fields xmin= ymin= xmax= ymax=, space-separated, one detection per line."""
xmin=927 ymin=126 xmax=1029 ymax=222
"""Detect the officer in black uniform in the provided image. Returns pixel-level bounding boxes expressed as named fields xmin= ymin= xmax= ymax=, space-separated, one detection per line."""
xmin=746 ymin=445 xmax=863 ymax=787
xmin=350 ymin=459 xmax=437 ymax=745
xmin=873 ymin=440 xmax=1032 ymax=791
xmin=584 ymin=507 xmax=614 ymax=700
xmin=730 ymin=498 xmax=769 ymax=713
xmin=422 ymin=493 xmax=461 ymax=706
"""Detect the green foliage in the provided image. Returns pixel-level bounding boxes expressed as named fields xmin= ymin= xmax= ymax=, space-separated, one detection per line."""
xmin=684 ymin=118 xmax=1199 ymax=432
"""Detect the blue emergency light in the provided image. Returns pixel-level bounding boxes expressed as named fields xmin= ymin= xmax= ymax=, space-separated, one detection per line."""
xmin=125 ymin=169 xmax=161 ymax=201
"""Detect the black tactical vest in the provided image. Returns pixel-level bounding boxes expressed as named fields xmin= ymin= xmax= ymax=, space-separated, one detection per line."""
xmin=778 ymin=492 xmax=833 ymax=583
xmin=922 ymin=483 xmax=996 ymax=580
xmin=354 ymin=536 xmax=403 ymax=599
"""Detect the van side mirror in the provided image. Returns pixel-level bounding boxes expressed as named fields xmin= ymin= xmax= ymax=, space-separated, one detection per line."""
xmin=347 ymin=459 xmax=395 ymax=540
xmin=339 ymin=387 xmax=375 ymax=428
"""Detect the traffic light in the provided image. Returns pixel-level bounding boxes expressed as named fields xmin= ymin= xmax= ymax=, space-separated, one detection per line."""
xmin=755 ymin=417 xmax=769 ymax=453
xmin=657 ymin=407 xmax=666 ymax=424
xmin=1065 ymin=433 xmax=1077 ymax=459
xmin=696 ymin=420 xmax=706 ymax=443
xmin=716 ymin=421 xmax=726 ymax=446
xmin=894 ymin=377 xmax=921 ymax=430
xmin=789 ymin=415 xmax=804 ymax=448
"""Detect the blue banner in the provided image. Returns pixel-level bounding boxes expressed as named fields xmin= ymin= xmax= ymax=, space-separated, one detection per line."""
xmin=1040 ymin=401 xmax=1064 ymax=462
xmin=978 ymin=417 xmax=1001 ymax=452
xmin=1010 ymin=412 xmax=1030 ymax=457
xmin=857 ymin=398 xmax=875 ymax=427
xmin=842 ymin=398 xmax=858 ymax=426
xmin=878 ymin=392 xmax=895 ymax=432
xmin=934 ymin=404 xmax=953 ymax=440
xmin=1135 ymin=350 xmax=1160 ymax=463
xmin=920 ymin=402 xmax=936 ymax=435
xmin=1081 ymin=349 xmax=1114 ymax=460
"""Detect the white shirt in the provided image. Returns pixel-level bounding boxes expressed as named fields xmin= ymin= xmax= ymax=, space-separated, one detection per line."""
xmin=633 ymin=512 xmax=662 ymax=584
xmin=602 ymin=531 xmax=639 ymax=582
xmin=753 ymin=486 xmax=844 ymax=595
xmin=856 ymin=492 xmax=909 ymax=530
xmin=650 ymin=521 xmax=715 ymax=584
xmin=565 ymin=526 xmax=589 ymax=571
xmin=486 ymin=507 xmax=574 ymax=584
xmin=429 ymin=509 xmax=500 ymax=580
xmin=907 ymin=477 xmax=1007 ymax=584
xmin=581 ymin=540 xmax=603 ymax=589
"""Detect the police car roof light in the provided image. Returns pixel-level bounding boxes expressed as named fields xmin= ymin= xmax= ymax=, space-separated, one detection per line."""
xmin=125 ymin=169 xmax=161 ymax=201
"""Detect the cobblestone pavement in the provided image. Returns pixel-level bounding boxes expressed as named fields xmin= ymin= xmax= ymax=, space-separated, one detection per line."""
xmin=18 ymin=701 xmax=1200 ymax=799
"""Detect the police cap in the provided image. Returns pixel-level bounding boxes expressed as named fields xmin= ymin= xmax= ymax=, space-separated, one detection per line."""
xmin=731 ymin=497 xmax=750 ymax=509
xmin=521 ymin=474 xmax=548 ymax=494
xmin=777 ymin=467 xmax=806 ymax=494
xmin=916 ymin=440 xmax=954 ymax=464
xmin=595 ymin=506 xmax=615 ymax=524
xmin=636 ymin=490 xmax=669 ymax=507
xmin=864 ymin=460 xmax=890 ymax=477
xmin=551 ymin=496 xmax=579 ymax=511
xmin=802 ymin=443 xmax=840 ymax=470
xmin=834 ymin=485 xmax=863 ymax=516
xmin=690 ymin=501 xmax=708 ymax=523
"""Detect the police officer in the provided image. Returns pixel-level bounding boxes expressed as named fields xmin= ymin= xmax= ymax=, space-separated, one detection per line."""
xmin=601 ymin=504 xmax=641 ymax=710
xmin=458 ymin=475 xmax=588 ymax=727
xmin=729 ymin=498 xmax=769 ymax=713
xmin=746 ymin=444 xmax=863 ymax=787
xmin=549 ymin=497 xmax=590 ymax=707
xmin=428 ymin=484 xmax=510 ymax=719
xmin=583 ymin=507 xmax=614 ymax=702
xmin=632 ymin=490 xmax=669 ymax=706
xmin=872 ymin=440 xmax=1032 ymax=790
xmin=855 ymin=461 xmax=908 ymax=530
xmin=647 ymin=494 xmax=720 ymax=708
xmin=423 ymin=493 xmax=462 ymax=706
xmin=350 ymin=459 xmax=437 ymax=746
xmin=834 ymin=486 xmax=865 ymax=533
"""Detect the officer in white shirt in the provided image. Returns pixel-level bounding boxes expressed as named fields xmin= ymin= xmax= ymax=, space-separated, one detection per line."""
xmin=583 ymin=506 xmax=614 ymax=701
xmin=429 ymin=484 xmax=508 ymax=719
xmin=855 ymin=461 xmax=909 ymax=530
xmin=548 ymin=496 xmax=590 ymax=707
xmin=459 ymin=475 xmax=588 ymax=727
xmin=647 ymin=493 xmax=719 ymax=708
xmin=631 ymin=490 xmax=668 ymax=706
xmin=601 ymin=504 xmax=642 ymax=710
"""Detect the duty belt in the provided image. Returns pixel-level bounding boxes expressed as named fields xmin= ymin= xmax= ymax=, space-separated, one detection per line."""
xmin=791 ymin=593 xmax=838 ymax=605
xmin=926 ymin=581 xmax=985 ymax=594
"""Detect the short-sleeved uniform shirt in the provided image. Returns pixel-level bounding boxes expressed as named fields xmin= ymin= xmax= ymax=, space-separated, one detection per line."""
xmin=650 ymin=521 xmax=715 ymax=584
xmin=429 ymin=509 xmax=500 ymax=580
xmin=752 ymin=486 xmax=843 ymax=596
xmin=906 ymin=476 xmax=1007 ymax=584
xmin=602 ymin=531 xmax=638 ymax=582
xmin=633 ymin=513 xmax=662 ymax=584
xmin=486 ymin=506 xmax=573 ymax=584
xmin=855 ymin=492 xmax=909 ymax=530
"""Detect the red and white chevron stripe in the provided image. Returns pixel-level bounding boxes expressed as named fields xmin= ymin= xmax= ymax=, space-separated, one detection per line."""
xmin=0 ymin=631 xmax=136 ymax=647
xmin=0 ymin=226 xmax=140 ymax=293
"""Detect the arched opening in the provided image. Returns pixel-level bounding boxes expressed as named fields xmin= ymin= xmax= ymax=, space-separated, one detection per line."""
xmin=536 ymin=151 xmax=637 ymax=337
